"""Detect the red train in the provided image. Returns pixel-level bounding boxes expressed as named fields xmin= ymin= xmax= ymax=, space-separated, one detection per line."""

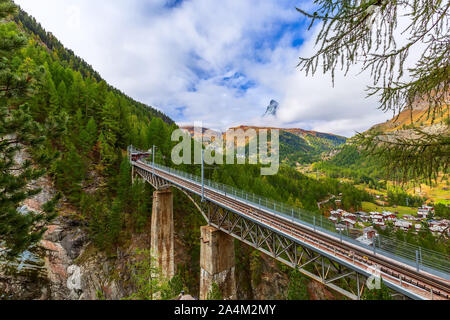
xmin=130 ymin=152 xmax=151 ymax=162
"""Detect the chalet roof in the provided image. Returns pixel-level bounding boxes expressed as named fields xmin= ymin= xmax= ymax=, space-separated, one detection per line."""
xmin=342 ymin=212 xmax=356 ymax=217
xmin=395 ymin=220 xmax=412 ymax=228
xmin=430 ymin=226 xmax=446 ymax=233
xmin=175 ymin=293 xmax=197 ymax=300
xmin=342 ymin=218 xmax=356 ymax=224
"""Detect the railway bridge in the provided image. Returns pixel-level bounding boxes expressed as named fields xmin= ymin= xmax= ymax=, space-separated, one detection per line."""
xmin=128 ymin=146 xmax=450 ymax=300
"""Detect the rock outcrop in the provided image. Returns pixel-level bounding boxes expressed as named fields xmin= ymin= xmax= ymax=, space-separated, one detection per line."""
xmin=263 ymin=100 xmax=279 ymax=117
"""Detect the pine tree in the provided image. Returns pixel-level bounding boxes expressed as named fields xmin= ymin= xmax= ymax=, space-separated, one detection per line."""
xmin=362 ymin=279 xmax=393 ymax=300
xmin=98 ymin=93 xmax=120 ymax=170
xmin=84 ymin=77 xmax=96 ymax=118
xmin=117 ymin=157 xmax=131 ymax=208
xmin=101 ymin=92 xmax=121 ymax=138
xmin=287 ymin=268 xmax=309 ymax=300
xmin=56 ymin=80 xmax=68 ymax=110
xmin=207 ymin=282 xmax=223 ymax=300
xmin=52 ymin=143 xmax=84 ymax=203
xmin=131 ymin=179 xmax=149 ymax=232
xmin=147 ymin=117 xmax=168 ymax=156
xmin=93 ymin=80 xmax=108 ymax=123
xmin=67 ymin=71 xmax=85 ymax=114
xmin=79 ymin=117 xmax=97 ymax=154
xmin=107 ymin=199 xmax=122 ymax=245
xmin=42 ymin=62 xmax=59 ymax=115
xmin=0 ymin=0 xmax=58 ymax=260
xmin=127 ymin=249 xmax=166 ymax=300
xmin=98 ymin=131 xmax=117 ymax=171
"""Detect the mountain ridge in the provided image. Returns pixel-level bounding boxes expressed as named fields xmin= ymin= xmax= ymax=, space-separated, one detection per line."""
xmin=180 ymin=125 xmax=347 ymax=165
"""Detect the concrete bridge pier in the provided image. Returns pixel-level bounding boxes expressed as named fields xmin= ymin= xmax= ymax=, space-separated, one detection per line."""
xmin=151 ymin=188 xmax=175 ymax=279
xmin=199 ymin=226 xmax=236 ymax=300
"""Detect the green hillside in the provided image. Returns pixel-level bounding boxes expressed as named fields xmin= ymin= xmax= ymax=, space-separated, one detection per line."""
xmin=1 ymin=3 xmax=177 ymax=254
xmin=313 ymin=144 xmax=387 ymax=189
xmin=280 ymin=130 xmax=346 ymax=165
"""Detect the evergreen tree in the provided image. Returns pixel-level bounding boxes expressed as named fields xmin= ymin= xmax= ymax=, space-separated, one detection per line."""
xmin=93 ymin=80 xmax=108 ymax=123
xmin=117 ymin=157 xmax=132 ymax=207
xmin=0 ymin=1 xmax=58 ymax=260
xmin=287 ymin=268 xmax=309 ymax=300
xmin=131 ymin=179 xmax=150 ymax=232
xmin=362 ymin=279 xmax=392 ymax=300
xmin=101 ymin=92 xmax=121 ymax=137
xmin=98 ymin=131 xmax=117 ymax=171
xmin=161 ymin=274 xmax=185 ymax=300
xmin=108 ymin=199 xmax=122 ymax=245
xmin=79 ymin=117 xmax=97 ymax=154
xmin=147 ymin=117 xmax=168 ymax=156
xmin=56 ymin=80 xmax=68 ymax=110
xmin=207 ymin=282 xmax=223 ymax=300
xmin=42 ymin=62 xmax=59 ymax=115
xmin=67 ymin=71 xmax=85 ymax=114
xmin=83 ymin=77 xmax=96 ymax=118
xmin=52 ymin=143 xmax=84 ymax=203
xmin=127 ymin=249 xmax=166 ymax=300
xmin=98 ymin=93 xmax=120 ymax=170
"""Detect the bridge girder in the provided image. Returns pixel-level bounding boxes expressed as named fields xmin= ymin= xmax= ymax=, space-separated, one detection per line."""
xmin=135 ymin=166 xmax=172 ymax=191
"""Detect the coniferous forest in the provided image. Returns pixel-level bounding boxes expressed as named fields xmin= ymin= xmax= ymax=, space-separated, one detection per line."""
xmin=2 ymin=2 xmax=375 ymax=254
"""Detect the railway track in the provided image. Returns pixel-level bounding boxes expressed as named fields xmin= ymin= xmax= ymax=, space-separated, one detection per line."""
xmin=135 ymin=161 xmax=450 ymax=300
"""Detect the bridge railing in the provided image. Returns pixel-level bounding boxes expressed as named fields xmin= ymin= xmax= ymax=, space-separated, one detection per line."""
xmin=130 ymin=150 xmax=450 ymax=278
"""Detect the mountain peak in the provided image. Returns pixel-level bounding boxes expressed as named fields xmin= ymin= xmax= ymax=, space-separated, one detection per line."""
xmin=263 ymin=100 xmax=279 ymax=117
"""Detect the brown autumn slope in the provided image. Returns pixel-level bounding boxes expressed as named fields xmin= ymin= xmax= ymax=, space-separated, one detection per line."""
xmin=370 ymin=99 xmax=449 ymax=133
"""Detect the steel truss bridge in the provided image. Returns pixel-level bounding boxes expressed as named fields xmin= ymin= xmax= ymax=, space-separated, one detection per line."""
xmin=128 ymin=146 xmax=450 ymax=300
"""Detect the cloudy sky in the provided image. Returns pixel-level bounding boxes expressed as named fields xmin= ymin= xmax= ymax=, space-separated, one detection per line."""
xmin=15 ymin=0 xmax=394 ymax=137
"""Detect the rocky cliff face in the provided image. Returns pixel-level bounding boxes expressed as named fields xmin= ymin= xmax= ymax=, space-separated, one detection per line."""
xmin=1 ymin=211 xmax=151 ymax=300
xmin=0 ymin=168 xmax=195 ymax=300
xmin=0 ymin=145 xmax=131 ymax=300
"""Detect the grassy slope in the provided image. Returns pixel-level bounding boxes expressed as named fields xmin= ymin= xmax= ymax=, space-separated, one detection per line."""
xmin=361 ymin=201 xmax=418 ymax=218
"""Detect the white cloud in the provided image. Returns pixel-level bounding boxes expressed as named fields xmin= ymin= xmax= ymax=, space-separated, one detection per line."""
xmin=14 ymin=0 xmax=394 ymax=137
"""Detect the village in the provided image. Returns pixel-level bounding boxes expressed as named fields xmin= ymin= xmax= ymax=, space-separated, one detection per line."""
xmin=328 ymin=204 xmax=450 ymax=246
